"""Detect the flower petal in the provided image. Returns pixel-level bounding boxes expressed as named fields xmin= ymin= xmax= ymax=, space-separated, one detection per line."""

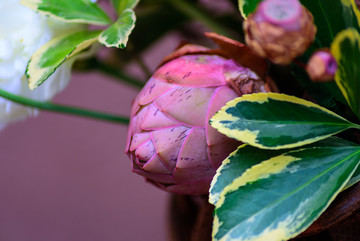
xmin=143 ymin=154 xmax=172 ymax=174
xmin=141 ymin=103 xmax=179 ymax=130
xmin=135 ymin=139 xmax=156 ymax=163
xmin=207 ymin=140 xmax=239 ymax=169
xmin=174 ymin=128 xmax=214 ymax=182
xmin=152 ymin=126 xmax=190 ymax=170
xmin=155 ymin=86 xmax=215 ymax=127
xmin=154 ymin=55 xmax=228 ymax=87
xmin=129 ymin=132 xmax=151 ymax=151
xmin=137 ymin=77 xmax=174 ymax=106
xmin=205 ymin=86 xmax=239 ymax=145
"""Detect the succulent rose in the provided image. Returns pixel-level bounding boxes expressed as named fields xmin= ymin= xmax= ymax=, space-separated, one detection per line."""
xmin=126 ymin=44 xmax=267 ymax=195
xmin=243 ymin=0 xmax=316 ymax=65
xmin=0 ymin=0 xmax=86 ymax=130
xmin=306 ymin=50 xmax=337 ymax=82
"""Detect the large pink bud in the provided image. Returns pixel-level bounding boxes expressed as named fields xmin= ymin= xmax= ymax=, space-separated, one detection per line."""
xmin=126 ymin=43 xmax=267 ymax=195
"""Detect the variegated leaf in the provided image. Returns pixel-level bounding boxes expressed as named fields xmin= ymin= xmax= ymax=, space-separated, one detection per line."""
xmin=345 ymin=165 xmax=360 ymax=189
xmin=26 ymin=30 xmax=101 ymax=89
xmin=238 ymin=0 xmax=261 ymax=19
xmin=99 ymin=9 xmax=136 ymax=48
xmin=331 ymin=28 xmax=360 ymax=119
xmin=213 ymin=141 xmax=360 ymax=241
xmin=111 ymin=0 xmax=139 ymax=14
xmin=210 ymin=93 xmax=358 ymax=149
xmin=21 ymin=0 xmax=111 ymax=25
xmin=301 ymin=0 xmax=360 ymax=47
xmin=209 ymin=145 xmax=284 ymax=205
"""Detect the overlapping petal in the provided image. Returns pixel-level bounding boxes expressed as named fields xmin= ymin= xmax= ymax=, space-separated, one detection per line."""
xmin=126 ymin=51 xmax=266 ymax=195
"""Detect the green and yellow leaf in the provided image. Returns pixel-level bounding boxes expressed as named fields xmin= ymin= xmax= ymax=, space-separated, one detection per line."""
xmin=209 ymin=145 xmax=284 ymax=205
xmin=212 ymin=141 xmax=360 ymax=241
xmin=210 ymin=93 xmax=357 ymax=149
xmin=331 ymin=28 xmax=360 ymax=119
xmin=238 ymin=0 xmax=261 ymax=19
xmin=300 ymin=0 xmax=360 ymax=48
xmin=21 ymin=0 xmax=111 ymax=25
xmin=111 ymin=0 xmax=139 ymax=15
xmin=99 ymin=9 xmax=136 ymax=48
xmin=345 ymin=165 xmax=360 ymax=189
xmin=26 ymin=30 xmax=101 ymax=90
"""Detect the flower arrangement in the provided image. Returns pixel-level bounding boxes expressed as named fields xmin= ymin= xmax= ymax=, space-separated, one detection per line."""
xmin=2 ymin=0 xmax=360 ymax=241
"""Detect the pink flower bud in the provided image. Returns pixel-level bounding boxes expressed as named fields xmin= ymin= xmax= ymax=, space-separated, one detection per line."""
xmin=255 ymin=0 xmax=303 ymax=31
xmin=244 ymin=0 xmax=317 ymax=65
xmin=126 ymin=45 xmax=267 ymax=195
xmin=306 ymin=50 xmax=337 ymax=82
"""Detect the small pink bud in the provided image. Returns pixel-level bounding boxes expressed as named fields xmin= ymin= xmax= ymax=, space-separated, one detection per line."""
xmin=255 ymin=0 xmax=303 ymax=31
xmin=244 ymin=0 xmax=317 ymax=65
xmin=306 ymin=50 xmax=337 ymax=82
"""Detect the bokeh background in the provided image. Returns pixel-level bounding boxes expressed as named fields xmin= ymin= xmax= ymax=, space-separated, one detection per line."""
xmin=0 ymin=34 xmax=184 ymax=241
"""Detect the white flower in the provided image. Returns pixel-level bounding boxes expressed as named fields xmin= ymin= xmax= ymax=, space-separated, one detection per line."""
xmin=0 ymin=0 xmax=86 ymax=130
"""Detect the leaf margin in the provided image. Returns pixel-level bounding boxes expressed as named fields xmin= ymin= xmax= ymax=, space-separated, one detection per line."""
xmin=98 ymin=9 xmax=136 ymax=48
xmin=21 ymin=0 xmax=112 ymax=25
xmin=210 ymin=92 xmax=356 ymax=150
xmin=26 ymin=30 xmax=101 ymax=90
xmin=212 ymin=145 xmax=360 ymax=241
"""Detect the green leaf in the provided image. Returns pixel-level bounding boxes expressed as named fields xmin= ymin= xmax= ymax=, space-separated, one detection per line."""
xmin=210 ymin=137 xmax=357 ymax=205
xmin=99 ymin=9 xmax=136 ymax=48
xmin=21 ymin=0 xmax=111 ymax=25
xmin=238 ymin=0 xmax=261 ymax=19
xmin=210 ymin=93 xmax=357 ymax=149
xmin=345 ymin=165 xmax=360 ymax=189
xmin=212 ymin=142 xmax=360 ymax=241
xmin=111 ymin=0 xmax=139 ymax=14
xmin=209 ymin=145 xmax=285 ymax=205
xmin=331 ymin=28 xmax=360 ymax=119
xmin=300 ymin=0 xmax=360 ymax=48
xmin=26 ymin=30 xmax=101 ymax=90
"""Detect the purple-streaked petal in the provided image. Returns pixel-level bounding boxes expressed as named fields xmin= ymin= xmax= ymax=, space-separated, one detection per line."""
xmin=143 ymin=154 xmax=172 ymax=174
xmin=174 ymin=128 xmax=214 ymax=182
xmin=137 ymin=78 xmax=174 ymax=106
xmin=132 ymin=167 xmax=174 ymax=184
xmin=205 ymin=86 xmax=238 ymax=145
xmin=129 ymin=132 xmax=151 ymax=151
xmin=155 ymin=86 xmax=216 ymax=127
xmin=130 ymin=105 xmax=150 ymax=135
xmin=141 ymin=103 xmax=180 ymax=130
xmin=207 ymin=140 xmax=239 ymax=169
xmin=153 ymin=55 xmax=228 ymax=87
xmin=135 ymin=140 xmax=156 ymax=163
xmin=152 ymin=126 xmax=190 ymax=170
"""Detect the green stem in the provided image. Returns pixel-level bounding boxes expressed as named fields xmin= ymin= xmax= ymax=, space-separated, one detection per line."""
xmin=168 ymin=0 xmax=232 ymax=37
xmin=0 ymin=88 xmax=129 ymax=124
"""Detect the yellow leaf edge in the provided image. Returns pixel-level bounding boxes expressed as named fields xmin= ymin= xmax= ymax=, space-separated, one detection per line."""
xmin=27 ymin=31 xmax=100 ymax=90
xmin=210 ymin=93 xmax=352 ymax=150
